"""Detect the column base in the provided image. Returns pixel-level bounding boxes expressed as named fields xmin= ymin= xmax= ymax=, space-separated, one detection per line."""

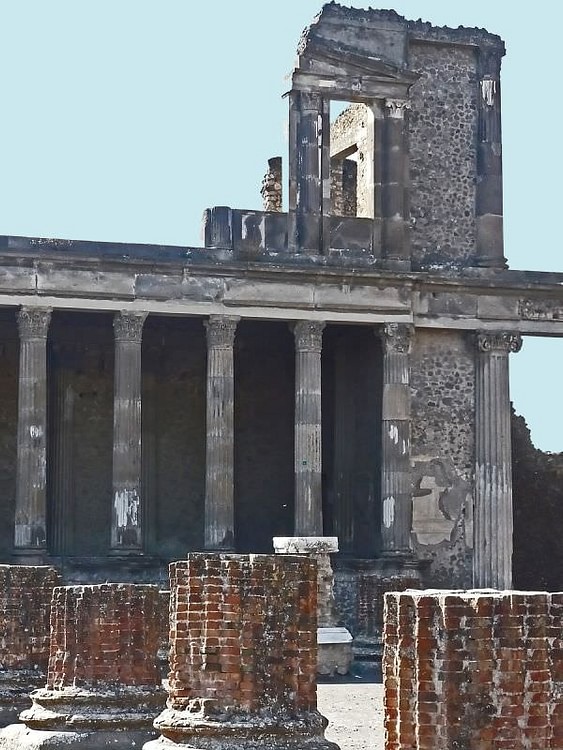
xmin=11 ymin=549 xmax=50 ymax=565
xmin=146 ymin=708 xmax=339 ymax=750
xmin=0 ymin=723 xmax=157 ymax=750
xmin=0 ymin=669 xmax=45 ymax=728
xmin=317 ymin=627 xmax=353 ymax=677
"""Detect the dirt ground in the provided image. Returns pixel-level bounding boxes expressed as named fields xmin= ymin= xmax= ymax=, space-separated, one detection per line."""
xmin=318 ymin=675 xmax=385 ymax=750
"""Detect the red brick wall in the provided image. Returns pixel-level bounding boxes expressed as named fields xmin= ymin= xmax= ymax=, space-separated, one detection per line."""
xmin=168 ymin=553 xmax=317 ymax=716
xmin=0 ymin=565 xmax=61 ymax=671
xmin=384 ymin=590 xmax=563 ymax=749
xmin=47 ymin=583 xmax=161 ymax=689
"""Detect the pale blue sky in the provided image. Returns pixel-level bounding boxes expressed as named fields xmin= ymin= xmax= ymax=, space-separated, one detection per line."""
xmin=0 ymin=1 xmax=561 ymax=450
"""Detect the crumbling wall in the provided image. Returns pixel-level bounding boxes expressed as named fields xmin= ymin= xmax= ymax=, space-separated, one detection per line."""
xmin=384 ymin=590 xmax=563 ymax=749
xmin=409 ymin=42 xmax=478 ymax=268
xmin=410 ymin=329 xmax=474 ymax=587
xmin=512 ymin=411 xmax=563 ymax=590
xmin=330 ymin=103 xmax=372 ymax=218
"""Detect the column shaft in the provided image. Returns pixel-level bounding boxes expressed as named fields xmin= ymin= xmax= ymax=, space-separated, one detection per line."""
xmin=293 ymin=321 xmax=325 ymax=536
xmin=14 ymin=307 xmax=52 ymax=553
xmin=382 ymin=99 xmax=411 ymax=270
xmin=288 ymin=90 xmax=324 ymax=254
xmin=474 ymin=332 xmax=522 ymax=588
xmin=204 ymin=315 xmax=239 ymax=550
xmin=379 ymin=323 xmax=413 ymax=555
xmin=111 ymin=311 xmax=147 ymax=551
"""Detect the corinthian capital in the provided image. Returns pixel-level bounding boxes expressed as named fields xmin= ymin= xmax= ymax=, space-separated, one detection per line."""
xmin=113 ymin=311 xmax=147 ymax=343
xmin=477 ymin=332 xmax=522 ymax=354
xmin=379 ymin=323 xmax=413 ymax=354
xmin=17 ymin=307 xmax=52 ymax=340
xmin=293 ymin=320 xmax=325 ymax=353
xmin=204 ymin=316 xmax=239 ymax=348
xmin=384 ymin=99 xmax=411 ymax=118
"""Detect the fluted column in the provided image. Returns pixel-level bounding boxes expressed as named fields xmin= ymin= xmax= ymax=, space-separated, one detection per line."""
xmin=474 ymin=332 xmax=522 ymax=588
xmin=14 ymin=307 xmax=52 ymax=556
xmin=111 ymin=311 xmax=147 ymax=551
xmin=379 ymin=323 xmax=413 ymax=556
xmin=293 ymin=320 xmax=325 ymax=536
xmin=382 ymin=99 xmax=411 ymax=271
xmin=204 ymin=315 xmax=239 ymax=550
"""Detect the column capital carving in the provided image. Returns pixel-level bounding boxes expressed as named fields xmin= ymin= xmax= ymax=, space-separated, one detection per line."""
xmin=384 ymin=98 xmax=411 ymax=118
xmin=293 ymin=320 xmax=325 ymax=353
xmin=17 ymin=307 xmax=52 ymax=340
xmin=113 ymin=311 xmax=148 ymax=343
xmin=379 ymin=323 xmax=413 ymax=354
xmin=477 ymin=332 xmax=522 ymax=354
xmin=205 ymin=316 xmax=239 ymax=348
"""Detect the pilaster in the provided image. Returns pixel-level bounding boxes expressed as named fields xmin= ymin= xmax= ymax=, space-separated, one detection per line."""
xmin=474 ymin=331 xmax=522 ymax=588
xmin=204 ymin=315 xmax=239 ymax=550
xmin=14 ymin=307 xmax=52 ymax=557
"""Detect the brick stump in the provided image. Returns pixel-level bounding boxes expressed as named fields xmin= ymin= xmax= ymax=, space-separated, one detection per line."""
xmin=1 ymin=583 xmax=165 ymax=749
xmin=144 ymin=553 xmax=339 ymax=750
xmin=274 ymin=537 xmax=353 ymax=676
xmin=384 ymin=589 xmax=563 ymax=750
xmin=0 ymin=565 xmax=61 ymax=727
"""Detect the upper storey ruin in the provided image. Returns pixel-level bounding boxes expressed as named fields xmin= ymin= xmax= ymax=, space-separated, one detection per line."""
xmin=204 ymin=2 xmax=505 ymax=271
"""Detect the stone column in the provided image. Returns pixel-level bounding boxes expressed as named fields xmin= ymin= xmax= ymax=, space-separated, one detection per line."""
xmin=288 ymin=90 xmax=325 ymax=254
xmin=6 ymin=584 xmax=165 ymax=749
xmin=382 ymin=99 xmax=411 ymax=271
xmin=204 ymin=315 xmax=239 ymax=550
xmin=379 ymin=323 xmax=413 ymax=557
xmin=293 ymin=320 xmax=325 ymax=536
xmin=145 ymin=554 xmax=337 ymax=750
xmin=111 ymin=311 xmax=147 ymax=552
xmin=475 ymin=45 xmax=506 ymax=268
xmin=474 ymin=332 xmax=522 ymax=588
xmin=14 ymin=307 xmax=52 ymax=556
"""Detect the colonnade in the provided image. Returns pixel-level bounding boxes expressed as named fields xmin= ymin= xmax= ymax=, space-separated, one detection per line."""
xmin=9 ymin=305 xmax=520 ymax=588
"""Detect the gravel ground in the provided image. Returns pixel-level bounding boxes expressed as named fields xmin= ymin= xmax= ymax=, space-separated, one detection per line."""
xmin=318 ymin=677 xmax=385 ymax=750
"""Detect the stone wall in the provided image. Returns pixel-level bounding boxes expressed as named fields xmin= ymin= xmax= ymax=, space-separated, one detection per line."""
xmin=384 ymin=589 xmax=563 ymax=749
xmin=410 ymin=329 xmax=474 ymax=587
xmin=408 ymin=42 xmax=478 ymax=268
xmin=512 ymin=412 xmax=563 ymax=590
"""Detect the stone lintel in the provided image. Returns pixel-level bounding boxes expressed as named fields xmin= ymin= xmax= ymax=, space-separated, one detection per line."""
xmin=273 ymin=536 xmax=339 ymax=555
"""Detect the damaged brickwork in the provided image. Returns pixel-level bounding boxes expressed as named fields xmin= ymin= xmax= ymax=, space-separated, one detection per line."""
xmin=0 ymin=565 xmax=61 ymax=726
xmin=147 ymin=553 xmax=338 ymax=750
xmin=384 ymin=589 xmax=563 ymax=749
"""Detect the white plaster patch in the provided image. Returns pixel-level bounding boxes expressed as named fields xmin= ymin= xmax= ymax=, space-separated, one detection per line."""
xmin=383 ymin=496 xmax=395 ymax=528
xmin=412 ymin=475 xmax=453 ymax=545
xmin=114 ymin=489 xmax=139 ymax=528
xmin=388 ymin=424 xmax=399 ymax=445
xmin=29 ymin=425 xmax=43 ymax=439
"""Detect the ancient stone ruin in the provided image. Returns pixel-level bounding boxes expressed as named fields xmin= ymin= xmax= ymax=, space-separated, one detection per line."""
xmin=384 ymin=589 xmax=563 ymax=749
xmin=0 ymin=4 xmax=561 ymax=735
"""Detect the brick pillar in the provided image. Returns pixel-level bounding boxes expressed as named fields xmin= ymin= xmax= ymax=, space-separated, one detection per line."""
xmin=12 ymin=584 xmax=165 ymax=748
xmin=474 ymin=332 xmax=522 ymax=588
xmin=204 ymin=315 xmax=239 ymax=550
xmin=0 ymin=565 xmax=60 ymax=727
xmin=145 ymin=553 xmax=339 ymax=750
xmin=293 ymin=320 xmax=325 ymax=536
xmin=383 ymin=589 xmax=563 ymax=750
xmin=111 ymin=311 xmax=147 ymax=552
xmin=273 ymin=536 xmax=353 ymax=677
xmin=14 ymin=307 xmax=52 ymax=559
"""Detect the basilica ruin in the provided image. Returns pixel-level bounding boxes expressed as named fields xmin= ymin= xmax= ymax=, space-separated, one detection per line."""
xmin=0 ymin=1 xmax=562 ymax=676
